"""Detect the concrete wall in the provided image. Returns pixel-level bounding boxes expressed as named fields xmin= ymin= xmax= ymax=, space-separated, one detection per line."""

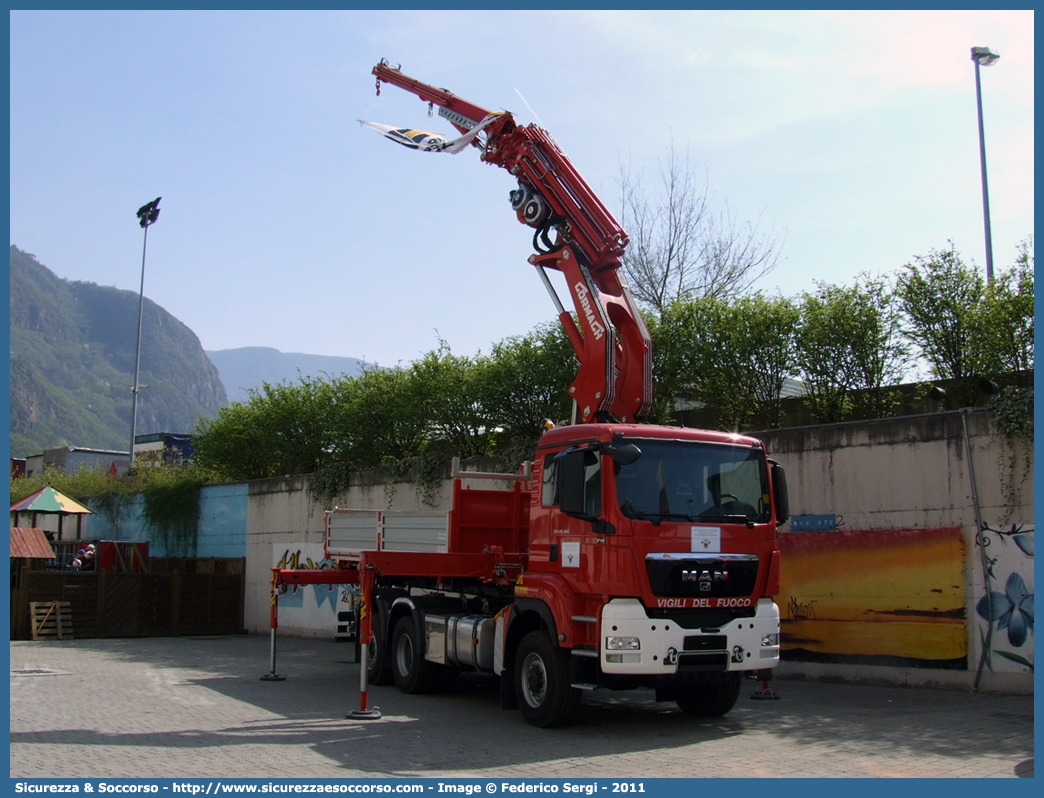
xmin=243 ymin=470 xmax=465 ymax=638
xmin=755 ymin=410 xmax=1029 ymax=529
xmin=80 ymin=413 xmax=1032 ymax=692
xmin=754 ymin=410 xmax=1033 ymax=693
xmin=239 ymin=413 xmax=1032 ymax=692
xmin=86 ymin=482 xmax=248 ymax=558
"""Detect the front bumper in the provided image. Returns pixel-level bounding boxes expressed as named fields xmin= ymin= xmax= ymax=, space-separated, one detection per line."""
xmin=600 ymin=597 xmax=780 ymax=675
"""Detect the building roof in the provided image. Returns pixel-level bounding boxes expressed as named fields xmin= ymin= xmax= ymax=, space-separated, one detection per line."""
xmin=10 ymin=527 xmax=57 ymax=559
xmin=30 ymin=446 xmax=129 ymax=458
xmin=10 ymin=485 xmax=93 ymax=515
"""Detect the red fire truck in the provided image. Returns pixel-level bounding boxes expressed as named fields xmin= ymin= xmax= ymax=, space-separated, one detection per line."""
xmin=273 ymin=62 xmax=788 ymax=728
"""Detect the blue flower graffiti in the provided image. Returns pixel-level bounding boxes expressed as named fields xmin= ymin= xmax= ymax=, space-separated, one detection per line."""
xmin=974 ymin=523 xmax=1034 ymax=673
xmin=976 ymin=571 xmax=1035 ymax=648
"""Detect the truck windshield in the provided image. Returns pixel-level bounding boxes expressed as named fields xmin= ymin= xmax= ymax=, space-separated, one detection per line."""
xmin=615 ymin=439 xmax=770 ymax=524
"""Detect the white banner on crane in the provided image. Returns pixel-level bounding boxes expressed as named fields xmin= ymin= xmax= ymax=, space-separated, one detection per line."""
xmin=358 ymin=113 xmax=503 ymax=154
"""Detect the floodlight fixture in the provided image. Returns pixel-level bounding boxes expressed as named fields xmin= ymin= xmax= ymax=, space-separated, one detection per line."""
xmin=136 ymin=197 xmax=161 ymax=228
xmin=970 ymin=46 xmax=1000 ymax=67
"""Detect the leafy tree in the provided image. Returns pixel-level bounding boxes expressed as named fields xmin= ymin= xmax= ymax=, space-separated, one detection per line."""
xmin=617 ymin=141 xmax=784 ymax=312
xmin=409 ymin=342 xmax=494 ymax=460
xmin=260 ymin=379 xmax=339 ymax=475
xmin=898 ymin=240 xmax=1033 ymax=405
xmin=654 ymin=294 xmax=798 ymax=430
xmin=194 ymin=379 xmax=335 ymax=480
xmin=977 ymin=237 xmax=1034 ymax=378
xmin=729 ymin=294 xmax=801 ymax=428
xmin=193 ymin=402 xmax=270 ymax=481
xmin=477 ymin=323 xmax=575 ymax=461
xmin=331 ymin=365 xmax=431 ymax=468
xmin=645 ymin=306 xmax=698 ymax=424
xmin=796 ymin=276 xmax=909 ymax=423
xmin=896 ymin=243 xmax=987 ymax=387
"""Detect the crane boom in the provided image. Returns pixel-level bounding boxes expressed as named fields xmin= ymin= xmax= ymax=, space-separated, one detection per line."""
xmin=371 ymin=60 xmax=653 ymax=423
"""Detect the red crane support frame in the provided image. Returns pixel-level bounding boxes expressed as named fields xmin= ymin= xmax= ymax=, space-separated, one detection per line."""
xmin=372 ymin=60 xmax=653 ymax=423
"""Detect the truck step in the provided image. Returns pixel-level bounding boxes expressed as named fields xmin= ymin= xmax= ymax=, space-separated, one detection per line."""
xmin=571 ymin=646 xmax=599 ymax=658
xmin=571 ymin=615 xmax=598 ymax=623
xmin=571 ymin=683 xmax=599 ymax=690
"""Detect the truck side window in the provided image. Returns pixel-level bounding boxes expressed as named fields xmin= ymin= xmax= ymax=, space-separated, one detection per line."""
xmin=541 ymin=453 xmax=559 ymax=506
xmin=583 ymin=451 xmax=602 ymax=518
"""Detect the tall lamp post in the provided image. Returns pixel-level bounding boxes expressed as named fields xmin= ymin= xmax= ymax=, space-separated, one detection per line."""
xmin=129 ymin=197 xmax=161 ymax=470
xmin=971 ymin=46 xmax=1000 ymax=283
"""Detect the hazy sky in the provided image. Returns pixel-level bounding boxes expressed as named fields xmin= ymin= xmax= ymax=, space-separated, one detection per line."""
xmin=9 ymin=10 xmax=1034 ymax=365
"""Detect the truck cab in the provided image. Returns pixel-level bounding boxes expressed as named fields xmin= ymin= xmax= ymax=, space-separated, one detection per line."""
xmin=508 ymin=424 xmax=786 ymax=719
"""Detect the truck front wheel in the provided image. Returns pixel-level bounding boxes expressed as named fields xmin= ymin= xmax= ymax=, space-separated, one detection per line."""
xmin=514 ymin=631 xmax=581 ymax=728
xmin=391 ymin=614 xmax=438 ymax=694
xmin=675 ymin=671 xmax=742 ymax=717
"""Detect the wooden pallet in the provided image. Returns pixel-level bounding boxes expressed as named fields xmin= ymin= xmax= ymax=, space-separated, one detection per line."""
xmin=30 ymin=601 xmax=73 ymax=640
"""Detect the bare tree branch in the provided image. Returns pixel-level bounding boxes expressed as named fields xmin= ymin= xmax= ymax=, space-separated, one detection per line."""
xmin=618 ymin=141 xmax=785 ymax=312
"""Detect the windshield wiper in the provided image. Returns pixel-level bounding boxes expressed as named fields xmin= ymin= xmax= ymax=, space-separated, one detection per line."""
xmin=698 ymin=512 xmax=756 ymax=527
xmin=624 ymin=509 xmax=663 ymax=526
xmin=623 ymin=509 xmax=704 ymax=525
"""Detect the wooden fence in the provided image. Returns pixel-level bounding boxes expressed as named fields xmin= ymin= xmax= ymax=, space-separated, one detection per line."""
xmin=10 ymin=565 xmax=245 ymax=640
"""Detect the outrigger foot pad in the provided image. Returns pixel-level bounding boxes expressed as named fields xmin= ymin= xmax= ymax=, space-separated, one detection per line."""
xmin=260 ymin=673 xmax=286 ymax=681
xmin=347 ymin=707 xmax=383 ymax=720
xmin=750 ymin=681 xmax=780 ymax=700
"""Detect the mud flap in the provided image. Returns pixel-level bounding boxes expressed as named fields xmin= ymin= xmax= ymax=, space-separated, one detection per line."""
xmin=655 ymin=683 xmax=675 ymax=703
xmin=569 ymin=651 xmax=600 ymax=689
xmin=500 ymin=661 xmax=518 ymax=709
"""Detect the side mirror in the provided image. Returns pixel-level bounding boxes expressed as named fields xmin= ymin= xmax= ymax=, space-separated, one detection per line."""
xmin=770 ymin=461 xmax=789 ymax=525
xmin=556 ymin=449 xmax=589 ymax=517
xmin=599 ymin=441 xmax=642 ymax=466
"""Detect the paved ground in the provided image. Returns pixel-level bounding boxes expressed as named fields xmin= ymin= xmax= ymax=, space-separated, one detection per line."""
xmin=10 ymin=635 xmax=1034 ymax=779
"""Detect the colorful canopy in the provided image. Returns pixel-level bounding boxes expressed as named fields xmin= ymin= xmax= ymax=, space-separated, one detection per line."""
xmin=10 ymin=486 xmax=93 ymax=515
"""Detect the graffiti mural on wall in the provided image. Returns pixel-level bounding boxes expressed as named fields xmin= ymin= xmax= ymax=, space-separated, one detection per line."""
xmin=975 ymin=522 xmax=1034 ymax=673
xmin=275 ymin=547 xmax=337 ymax=610
xmin=778 ymin=527 xmax=967 ymax=668
xmin=272 ymin=544 xmax=354 ymax=632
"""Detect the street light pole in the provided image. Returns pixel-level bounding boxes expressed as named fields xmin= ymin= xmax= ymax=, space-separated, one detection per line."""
xmin=129 ymin=197 xmax=161 ymax=470
xmin=971 ymin=46 xmax=1000 ymax=283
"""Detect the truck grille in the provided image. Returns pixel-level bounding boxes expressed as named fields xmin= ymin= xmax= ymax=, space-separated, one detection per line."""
xmin=645 ymin=553 xmax=759 ymax=598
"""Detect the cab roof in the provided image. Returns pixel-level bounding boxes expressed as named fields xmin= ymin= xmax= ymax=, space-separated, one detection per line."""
xmin=537 ymin=423 xmax=764 ymax=449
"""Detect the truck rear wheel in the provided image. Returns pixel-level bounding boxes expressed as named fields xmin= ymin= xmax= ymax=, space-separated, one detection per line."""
xmin=675 ymin=671 xmax=742 ymax=717
xmin=391 ymin=614 xmax=438 ymax=694
xmin=514 ymin=630 xmax=581 ymax=728
xmin=366 ymin=619 xmax=393 ymax=686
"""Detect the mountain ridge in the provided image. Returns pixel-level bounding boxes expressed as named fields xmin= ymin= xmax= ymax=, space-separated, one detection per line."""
xmin=9 ymin=245 xmax=227 ymax=457
xmin=205 ymin=347 xmax=369 ymax=404
xmin=10 ymin=245 xmax=373 ymax=457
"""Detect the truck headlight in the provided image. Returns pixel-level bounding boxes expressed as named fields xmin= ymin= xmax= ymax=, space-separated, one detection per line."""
xmin=605 ymin=636 xmax=641 ymax=651
xmin=761 ymin=633 xmax=779 ymax=647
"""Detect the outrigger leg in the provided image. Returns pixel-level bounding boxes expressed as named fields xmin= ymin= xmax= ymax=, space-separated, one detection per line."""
xmin=260 ymin=568 xmax=286 ymax=681
xmin=750 ymin=669 xmax=780 ymax=700
xmin=347 ymin=559 xmax=382 ymax=720
xmin=259 ymin=561 xmax=381 ymax=719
